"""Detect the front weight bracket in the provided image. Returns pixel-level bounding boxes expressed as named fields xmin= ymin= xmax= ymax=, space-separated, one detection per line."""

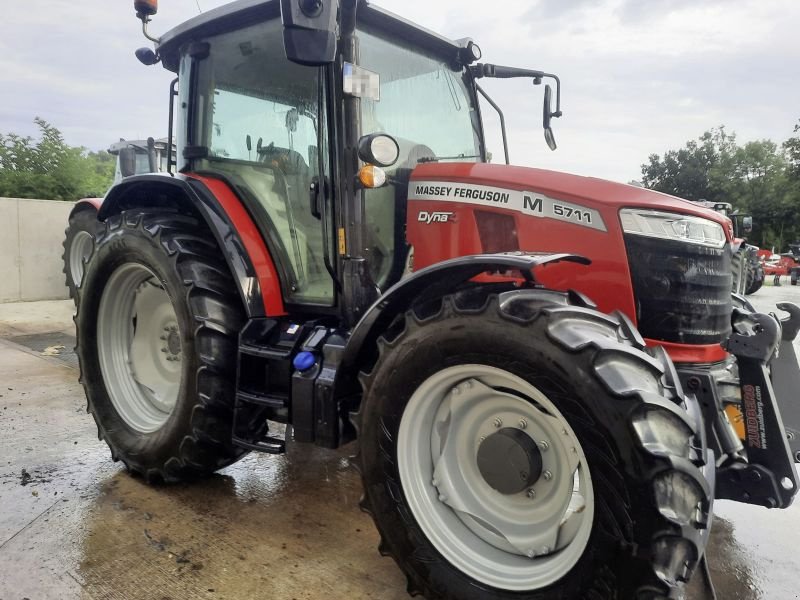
xmin=770 ymin=302 xmax=800 ymax=462
xmin=718 ymin=309 xmax=799 ymax=508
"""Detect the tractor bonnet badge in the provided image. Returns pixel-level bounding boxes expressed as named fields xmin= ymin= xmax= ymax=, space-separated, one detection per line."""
xmin=418 ymin=211 xmax=454 ymax=224
xmin=409 ymin=181 xmax=607 ymax=232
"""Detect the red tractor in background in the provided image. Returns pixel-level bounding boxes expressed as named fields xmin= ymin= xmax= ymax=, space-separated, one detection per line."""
xmin=760 ymin=244 xmax=800 ymax=286
xmin=689 ymin=200 xmax=764 ymax=295
xmin=63 ymin=137 xmax=173 ymax=299
xmin=64 ymin=1 xmax=800 ymax=598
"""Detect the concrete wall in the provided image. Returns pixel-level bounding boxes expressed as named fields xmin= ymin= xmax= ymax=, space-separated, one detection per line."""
xmin=0 ymin=198 xmax=73 ymax=303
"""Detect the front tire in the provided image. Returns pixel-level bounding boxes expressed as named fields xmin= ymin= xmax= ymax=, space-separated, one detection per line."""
xmin=745 ymin=274 xmax=763 ymax=295
xmin=76 ymin=210 xmax=247 ymax=482
xmin=356 ymin=290 xmax=711 ymax=599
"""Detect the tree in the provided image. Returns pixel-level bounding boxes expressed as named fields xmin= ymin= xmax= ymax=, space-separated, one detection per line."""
xmin=730 ymin=140 xmax=794 ymax=249
xmin=641 ymin=127 xmax=736 ymax=203
xmin=784 ymin=120 xmax=800 ymax=177
xmin=641 ymin=124 xmax=800 ymax=250
xmin=0 ymin=118 xmax=114 ymax=201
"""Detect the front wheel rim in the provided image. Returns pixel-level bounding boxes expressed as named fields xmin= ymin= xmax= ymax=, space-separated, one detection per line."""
xmin=97 ymin=263 xmax=182 ymax=433
xmin=397 ymin=364 xmax=594 ymax=591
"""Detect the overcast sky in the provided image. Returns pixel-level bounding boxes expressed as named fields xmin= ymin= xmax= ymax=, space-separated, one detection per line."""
xmin=2 ymin=0 xmax=798 ymax=183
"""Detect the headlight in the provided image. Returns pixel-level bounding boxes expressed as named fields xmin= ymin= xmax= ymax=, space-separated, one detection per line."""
xmin=620 ymin=208 xmax=726 ymax=248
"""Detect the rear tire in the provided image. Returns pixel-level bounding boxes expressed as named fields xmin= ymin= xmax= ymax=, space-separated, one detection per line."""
xmin=356 ymin=290 xmax=711 ymax=599
xmin=63 ymin=208 xmax=100 ymax=302
xmin=76 ymin=210 xmax=248 ymax=482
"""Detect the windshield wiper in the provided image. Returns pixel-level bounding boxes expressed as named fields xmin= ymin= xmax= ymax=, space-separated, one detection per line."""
xmin=417 ymin=154 xmax=482 ymax=163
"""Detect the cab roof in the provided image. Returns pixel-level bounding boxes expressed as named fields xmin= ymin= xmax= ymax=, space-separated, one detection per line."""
xmin=157 ymin=0 xmax=468 ymax=72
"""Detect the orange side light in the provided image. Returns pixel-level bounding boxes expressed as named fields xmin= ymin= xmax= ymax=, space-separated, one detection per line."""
xmin=358 ymin=164 xmax=386 ymax=189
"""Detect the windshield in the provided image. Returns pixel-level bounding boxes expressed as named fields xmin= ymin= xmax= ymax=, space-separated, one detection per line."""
xmin=358 ymin=28 xmax=483 ymax=165
xmin=357 ymin=28 xmax=483 ymax=288
xmin=113 ymin=151 xmax=155 ymax=184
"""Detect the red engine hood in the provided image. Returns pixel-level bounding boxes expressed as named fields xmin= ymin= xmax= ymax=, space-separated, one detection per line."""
xmin=410 ymin=162 xmax=733 ymax=241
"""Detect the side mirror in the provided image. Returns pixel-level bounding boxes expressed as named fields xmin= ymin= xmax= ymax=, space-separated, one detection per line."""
xmin=543 ymin=84 xmax=558 ymax=152
xmin=135 ymin=47 xmax=159 ymax=66
xmin=280 ymin=0 xmax=338 ymax=66
xmin=743 ymin=216 xmax=753 ymax=233
xmin=119 ymin=147 xmax=137 ymax=178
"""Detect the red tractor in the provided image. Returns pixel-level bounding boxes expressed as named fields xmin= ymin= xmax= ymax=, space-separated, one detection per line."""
xmin=63 ymin=137 xmax=173 ymax=299
xmin=760 ymin=244 xmax=800 ymax=286
xmin=65 ymin=1 xmax=800 ymax=598
xmin=688 ymin=200 xmax=764 ymax=295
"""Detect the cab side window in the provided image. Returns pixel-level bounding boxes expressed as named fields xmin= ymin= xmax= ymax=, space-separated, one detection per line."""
xmin=194 ymin=20 xmax=333 ymax=305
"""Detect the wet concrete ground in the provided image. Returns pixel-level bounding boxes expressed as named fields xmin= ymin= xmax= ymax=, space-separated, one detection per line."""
xmin=1 ymin=286 xmax=799 ymax=600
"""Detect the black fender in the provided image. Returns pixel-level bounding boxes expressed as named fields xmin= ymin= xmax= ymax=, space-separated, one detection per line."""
xmin=334 ymin=253 xmax=591 ymax=397
xmin=97 ymin=173 xmax=266 ymax=318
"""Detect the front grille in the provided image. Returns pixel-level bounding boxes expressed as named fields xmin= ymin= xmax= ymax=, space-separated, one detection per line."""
xmin=624 ymin=235 xmax=732 ymax=345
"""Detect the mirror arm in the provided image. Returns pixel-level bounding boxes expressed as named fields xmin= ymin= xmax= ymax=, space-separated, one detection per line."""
xmin=472 ymin=63 xmax=545 ymax=80
xmin=141 ymin=18 xmax=159 ymax=44
xmin=147 ymin=137 xmax=158 ymax=173
xmin=167 ymin=77 xmax=178 ymax=175
xmin=476 ymin=84 xmax=509 ymax=165
xmin=472 ymin=63 xmax=563 ymax=119
xmin=549 ymin=73 xmax=562 ymax=118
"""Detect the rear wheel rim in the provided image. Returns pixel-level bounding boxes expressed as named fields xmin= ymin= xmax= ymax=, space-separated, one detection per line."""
xmin=397 ymin=364 xmax=594 ymax=591
xmin=97 ymin=263 xmax=182 ymax=433
xmin=69 ymin=230 xmax=93 ymax=288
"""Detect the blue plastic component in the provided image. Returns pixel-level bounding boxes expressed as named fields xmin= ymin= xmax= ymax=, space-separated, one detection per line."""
xmin=293 ymin=351 xmax=316 ymax=372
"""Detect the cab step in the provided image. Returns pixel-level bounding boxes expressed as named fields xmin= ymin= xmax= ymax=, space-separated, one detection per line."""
xmin=232 ymin=433 xmax=286 ymax=454
xmin=231 ymin=318 xmax=310 ymax=454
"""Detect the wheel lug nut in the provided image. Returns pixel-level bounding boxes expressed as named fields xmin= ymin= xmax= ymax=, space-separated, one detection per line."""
xmin=526 ymin=488 xmax=536 ymax=499
xmin=538 ymin=441 xmax=549 ymax=452
xmin=432 ymin=478 xmax=438 ymax=487
xmin=543 ymin=470 xmax=552 ymax=481
xmin=451 ymin=387 xmax=461 ymax=395
xmin=526 ymin=549 xmax=536 ymax=558
xmin=493 ymin=417 xmax=502 ymax=428
xmin=438 ymin=494 xmax=448 ymax=502
xmin=518 ymin=418 xmax=528 ymax=429
xmin=540 ymin=546 xmax=550 ymax=555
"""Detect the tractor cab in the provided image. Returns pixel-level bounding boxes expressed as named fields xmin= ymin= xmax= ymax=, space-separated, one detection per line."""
xmin=146 ymin=0 xmax=559 ymax=322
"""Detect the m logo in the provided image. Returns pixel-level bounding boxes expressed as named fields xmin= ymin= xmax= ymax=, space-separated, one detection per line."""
xmin=418 ymin=211 xmax=454 ymax=224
